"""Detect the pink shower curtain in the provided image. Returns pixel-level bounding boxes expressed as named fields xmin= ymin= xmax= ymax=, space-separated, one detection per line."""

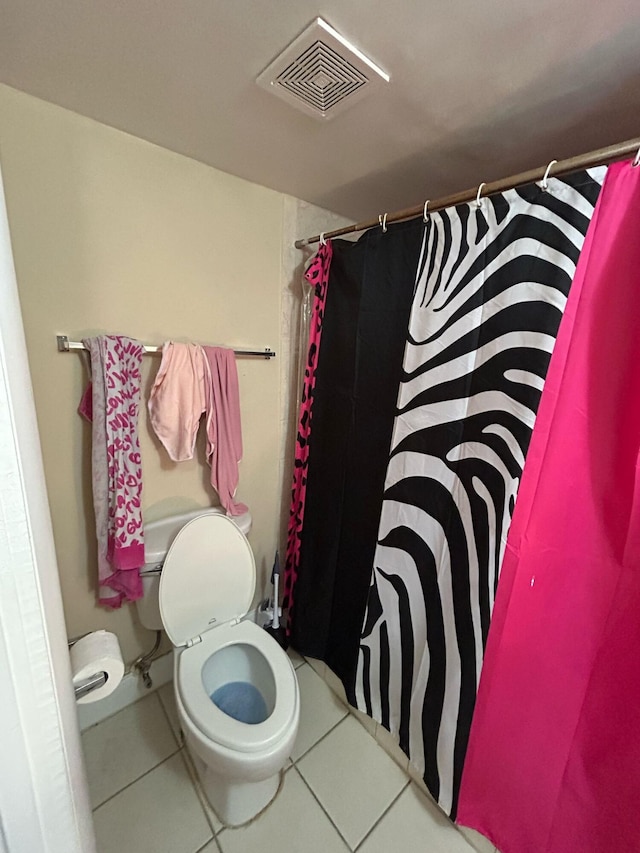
xmin=457 ymin=159 xmax=640 ymax=852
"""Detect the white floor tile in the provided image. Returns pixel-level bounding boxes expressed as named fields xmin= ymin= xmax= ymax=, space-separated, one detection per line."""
xmin=217 ymin=767 xmax=349 ymax=853
xmin=358 ymin=784 xmax=475 ymax=853
xmin=157 ymin=681 xmax=183 ymax=744
xmin=181 ymin=746 xmax=224 ymax=834
xmin=304 ymin=656 xmax=326 ymax=678
xmin=196 ymin=840 xmax=221 ymax=853
xmin=82 ymin=693 xmax=178 ymax=808
xmin=374 ymin=723 xmax=410 ymax=772
xmin=350 ymin=706 xmax=378 ymax=736
xmin=458 ymin=825 xmax=496 ymax=853
xmin=291 ymin=664 xmax=348 ymax=761
xmin=92 ymin=753 xmax=213 ymax=853
xmin=407 ymin=755 xmax=427 ymax=784
xmin=287 ymin=647 xmax=305 ymax=669
xmin=297 ymin=715 xmax=408 ymax=849
xmin=83 ymin=657 xmax=486 ymax=853
xmin=323 ymin=665 xmax=348 ymax=704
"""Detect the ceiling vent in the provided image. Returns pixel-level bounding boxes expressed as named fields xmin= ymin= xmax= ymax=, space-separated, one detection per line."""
xmin=257 ymin=18 xmax=389 ymax=120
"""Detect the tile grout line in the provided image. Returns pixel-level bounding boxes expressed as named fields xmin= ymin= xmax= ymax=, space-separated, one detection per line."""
xmin=300 ymin=658 xmax=400 ymax=761
xmin=155 ymin=685 xmax=225 ymax=841
xmin=453 ymin=824 xmax=496 ymax=853
xmin=153 ymin=689 xmax=221 ymax=839
xmin=113 ymin=663 xmax=362 ymax=848
xmin=352 ymin=779 xmax=411 ymax=852
xmin=156 ymin=687 xmax=185 ymax=749
xmin=178 ymin=748 xmax=226 ymax=839
xmin=303 ymin=658 xmax=504 ymax=851
xmin=195 ymin=834 xmax=222 ymax=853
xmin=452 ymin=821 xmax=489 ymax=852
xmin=291 ymin=710 xmax=350 ymax=763
xmin=89 ymin=667 xmax=433 ymax=852
xmin=91 ymin=745 xmax=183 ymax=812
xmin=292 ymin=669 xmax=414 ymax=849
xmin=290 ymin=765 xmax=354 ymax=851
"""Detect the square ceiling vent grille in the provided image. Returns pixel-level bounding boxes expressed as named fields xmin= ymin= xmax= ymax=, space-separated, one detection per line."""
xmin=257 ymin=18 xmax=389 ymax=120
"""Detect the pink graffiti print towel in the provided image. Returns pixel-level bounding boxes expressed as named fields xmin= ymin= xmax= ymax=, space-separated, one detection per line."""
xmin=80 ymin=335 xmax=145 ymax=607
xmin=457 ymin=160 xmax=640 ymax=852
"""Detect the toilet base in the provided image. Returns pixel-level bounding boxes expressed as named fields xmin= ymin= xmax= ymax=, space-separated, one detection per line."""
xmin=190 ymin=750 xmax=282 ymax=827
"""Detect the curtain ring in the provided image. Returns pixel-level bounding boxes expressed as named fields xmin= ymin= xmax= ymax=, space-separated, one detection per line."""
xmin=423 ymin=200 xmax=430 ymax=222
xmin=379 ymin=213 xmax=388 ymax=233
xmin=633 ymin=146 xmax=640 ymax=168
xmin=319 ymin=232 xmax=327 ymax=245
xmin=541 ymin=159 xmax=558 ymax=190
xmin=475 ymin=182 xmax=486 ymax=208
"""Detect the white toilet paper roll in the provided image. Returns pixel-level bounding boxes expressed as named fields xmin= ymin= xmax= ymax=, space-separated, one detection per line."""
xmin=70 ymin=630 xmax=125 ymax=704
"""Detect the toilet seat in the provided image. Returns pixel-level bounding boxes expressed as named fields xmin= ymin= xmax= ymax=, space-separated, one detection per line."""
xmin=159 ymin=514 xmax=255 ymax=646
xmin=160 ymin=513 xmax=297 ymax=755
xmin=176 ymin=620 xmax=297 ymax=753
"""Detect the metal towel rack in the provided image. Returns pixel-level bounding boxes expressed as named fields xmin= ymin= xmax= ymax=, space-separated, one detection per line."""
xmin=56 ymin=335 xmax=276 ymax=359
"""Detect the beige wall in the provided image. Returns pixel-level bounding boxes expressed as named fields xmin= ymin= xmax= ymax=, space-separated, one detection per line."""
xmin=0 ymin=85 xmax=285 ymax=665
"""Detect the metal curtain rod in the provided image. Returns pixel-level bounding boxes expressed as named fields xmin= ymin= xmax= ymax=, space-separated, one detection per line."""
xmin=294 ymin=136 xmax=640 ymax=249
xmin=56 ymin=335 xmax=276 ymax=359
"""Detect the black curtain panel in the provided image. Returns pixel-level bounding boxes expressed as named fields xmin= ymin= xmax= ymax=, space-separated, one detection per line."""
xmin=289 ymin=220 xmax=423 ymax=693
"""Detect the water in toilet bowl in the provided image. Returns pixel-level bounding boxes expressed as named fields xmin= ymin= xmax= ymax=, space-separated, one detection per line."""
xmin=210 ymin=681 xmax=269 ymax=724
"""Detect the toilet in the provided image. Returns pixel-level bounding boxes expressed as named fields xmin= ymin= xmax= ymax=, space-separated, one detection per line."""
xmin=136 ymin=508 xmax=300 ymax=826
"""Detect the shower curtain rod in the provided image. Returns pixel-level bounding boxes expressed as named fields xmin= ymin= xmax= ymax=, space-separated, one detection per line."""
xmin=56 ymin=335 xmax=276 ymax=359
xmin=294 ymin=136 xmax=640 ymax=249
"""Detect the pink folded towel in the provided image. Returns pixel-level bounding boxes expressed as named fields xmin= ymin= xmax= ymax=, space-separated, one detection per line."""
xmin=80 ymin=335 xmax=145 ymax=608
xmin=147 ymin=342 xmax=205 ymax=462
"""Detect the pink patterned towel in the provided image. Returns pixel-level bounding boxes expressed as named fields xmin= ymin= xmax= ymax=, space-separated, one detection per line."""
xmin=80 ymin=335 xmax=145 ymax=608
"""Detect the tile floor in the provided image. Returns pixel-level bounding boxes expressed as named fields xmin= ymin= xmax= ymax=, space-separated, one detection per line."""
xmin=83 ymin=650 xmax=497 ymax=853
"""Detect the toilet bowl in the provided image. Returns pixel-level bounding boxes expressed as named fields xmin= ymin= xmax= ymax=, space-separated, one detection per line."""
xmin=152 ymin=512 xmax=299 ymax=826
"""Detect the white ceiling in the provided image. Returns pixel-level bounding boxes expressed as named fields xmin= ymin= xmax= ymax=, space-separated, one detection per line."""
xmin=1 ymin=1 xmax=640 ymax=221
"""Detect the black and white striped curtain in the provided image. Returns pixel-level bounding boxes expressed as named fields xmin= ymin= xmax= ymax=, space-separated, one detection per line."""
xmin=290 ymin=169 xmax=604 ymax=817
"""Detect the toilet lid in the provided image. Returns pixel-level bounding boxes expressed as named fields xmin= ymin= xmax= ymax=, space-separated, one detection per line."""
xmin=159 ymin=514 xmax=255 ymax=647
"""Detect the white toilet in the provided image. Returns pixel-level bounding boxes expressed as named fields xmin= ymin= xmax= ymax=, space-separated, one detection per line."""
xmin=136 ymin=508 xmax=300 ymax=826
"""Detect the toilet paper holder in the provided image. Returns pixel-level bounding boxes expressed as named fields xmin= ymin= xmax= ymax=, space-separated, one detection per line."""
xmin=69 ymin=632 xmax=108 ymax=701
xmin=74 ymin=670 xmax=108 ymax=700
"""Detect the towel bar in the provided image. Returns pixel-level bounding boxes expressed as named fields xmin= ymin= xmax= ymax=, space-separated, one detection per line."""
xmin=56 ymin=335 xmax=275 ymax=359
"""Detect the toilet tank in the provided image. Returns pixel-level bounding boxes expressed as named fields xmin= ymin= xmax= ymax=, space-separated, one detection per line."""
xmin=136 ymin=507 xmax=252 ymax=631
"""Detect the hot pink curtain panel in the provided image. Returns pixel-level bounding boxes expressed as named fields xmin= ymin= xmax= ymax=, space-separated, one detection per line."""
xmin=457 ymin=159 xmax=640 ymax=851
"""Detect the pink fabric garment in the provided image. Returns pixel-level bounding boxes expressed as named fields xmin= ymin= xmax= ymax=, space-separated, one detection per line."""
xmin=283 ymin=241 xmax=332 ymax=618
xmin=457 ymin=160 xmax=640 ymax=852
xmin=81 ymin=336 xmax=145 ymax=607
xmin=147 ymin=342 xmax=205 ymax=461
xmin=201 ymin=346 xmax=248 ymax=517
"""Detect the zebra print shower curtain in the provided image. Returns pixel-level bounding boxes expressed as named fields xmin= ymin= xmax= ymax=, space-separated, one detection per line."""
xmin=290 ymin=169 xmax=604 ymax=817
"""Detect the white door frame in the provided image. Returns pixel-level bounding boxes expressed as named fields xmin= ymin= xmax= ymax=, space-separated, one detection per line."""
xmin=0 ymin=165 xmax=96 ymax=852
